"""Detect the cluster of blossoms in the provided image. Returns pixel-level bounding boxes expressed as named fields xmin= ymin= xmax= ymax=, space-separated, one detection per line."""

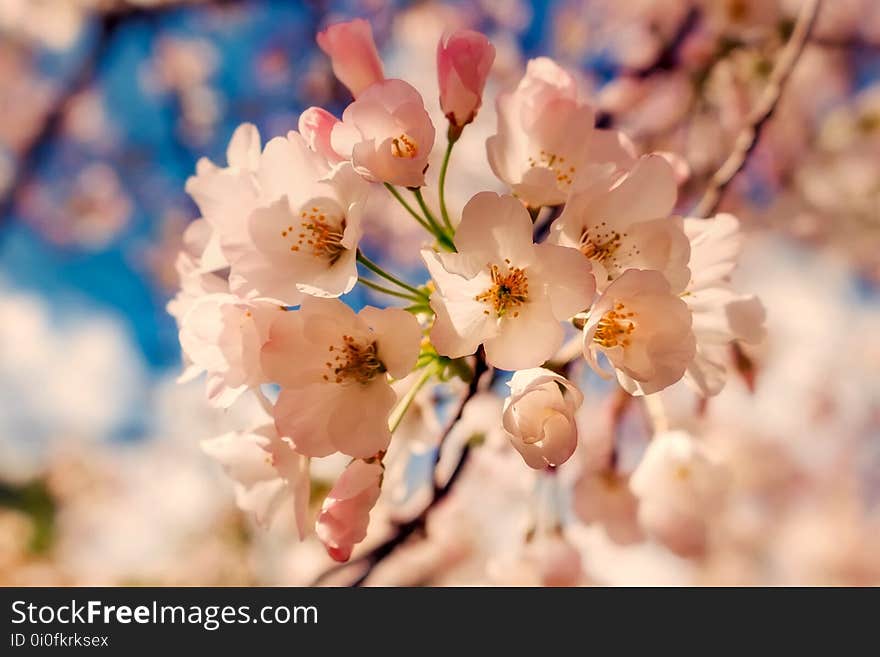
xmin=169 ymin=18 xmax=765 ymax=564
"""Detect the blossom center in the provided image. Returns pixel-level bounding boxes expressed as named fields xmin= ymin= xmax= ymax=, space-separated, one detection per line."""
xmin=391 ymin=133 xmax=419 ymax=159
xmin=600 ymin=469 xmax=624 ymax=490
xmin=324 ymin=335 xmax=385 ymax=385
xmin=527 ymin=149 xmax=576 ymax=188
xmin=857 ymin=112 xmax=880 ymax=134
xmin=281 ymin=200 xmax=346 ymax=263
xmin=726 ymin=0 xmax=750 ymax=21
xmin=578 ymin=224 xmax=636 ymax=281
xmin=475 ymin=260 xmax=529 ymax=318
xmin=592 ymin=302 xmax=636 ymax=348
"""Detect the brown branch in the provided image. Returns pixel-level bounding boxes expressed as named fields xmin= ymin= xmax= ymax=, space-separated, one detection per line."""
xmin=620 ymin=7 xmax=702 ymax=80
xmin=0 ymin=0 xmax=246 ymax=225
xmin=691 ymin=0 xmax=821 ymax=218
xmin=0 ymin=26 xmax=110 ymax=224
xmin=312 ymin=351 xmax=492 ymax=586
xmin=596 ymin=7 xmax=702 ymax=129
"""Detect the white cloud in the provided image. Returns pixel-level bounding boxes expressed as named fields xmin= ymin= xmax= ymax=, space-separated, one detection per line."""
xmin=0 ymin=285 xmax=147 ymax=482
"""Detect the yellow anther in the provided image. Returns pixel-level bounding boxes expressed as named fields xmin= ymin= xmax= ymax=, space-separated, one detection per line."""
xmin=391 ymin=134 xmax=419 ymax=159
xmin=474 ymin=262 xmax=529 ymax=318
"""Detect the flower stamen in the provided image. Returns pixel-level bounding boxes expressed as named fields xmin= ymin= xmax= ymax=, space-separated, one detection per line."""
xmin=324 ymin=335 xmax=385 ymax=384
xmin=391 ymin=134 xmax=419 ymax=159
xmin=578 ymin=223 xmax=636 ymax=281
xmin=592 ymin=302 xmax=636 ymax=348
xmin=281 ymin=201 xmax=347 ymax=264
xmin=475 ymin=259 xmax=529 ymax=318
xmin=527 ymin=149 xmax=576 ymax=187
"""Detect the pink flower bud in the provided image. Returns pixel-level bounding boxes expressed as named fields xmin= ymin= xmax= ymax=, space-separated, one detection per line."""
xmin=316 ymin=19 xmax=384 ymax=98
xmin=315 ymin=459 xmax=383 ymax=562
xmin=437 ymin=29 xmax=495 ymax=129
xmin=298 ymin=106 xmax=344 ymax=164
xmin=502 ymin=368 xmax=584 ymax=469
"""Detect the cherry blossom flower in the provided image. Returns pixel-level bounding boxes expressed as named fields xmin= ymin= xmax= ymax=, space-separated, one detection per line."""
xmin=177 ymin=294 xmax=284 ymax=407
xmin=486 ymin=57 xmax=636 ymax=208
xmin=330 ymin=79 xmax=436 ymax=188
xmin=298 ymin=106 xmax=345 ymax=165
xmin=489 ymin=531 xmax=584 ymax=586
xmin=549 ymin=154 xmax=691 ymax=293
xmin=201 ymin=424 xmax=310 ymax=537
xmin=315 ymin=458 xmax=384 ymax=562
xmin=166 ymin=224 xmax=228 ymax=329
xmin=526 ymin=532 xmax=584 ymax=586
xmin=502 ymin=368 xmax=584 ymax=469
xmin=570 ymin=394 xmax=645 ymax=543
xmin=437 ymin=29 xmax=496 ymax=129
xmin=573 ymin=469 xmax=644 ymax=545
xmin=167 ymin=248 xmax=228 ymax=388
xmin=226 ymin=132 xmax=370 ymax=305
xmin=423 ymin=192 xmax=595 ymax=370
xmin=316 ymin=19 xmax=385 ymax=98
xmin=177 ymin=216 xmax=227 ymax=275
xmin=260 ymin=298 xmax=422 ymax=458
xmin=582 ymin=269 xmax=696 ymax=395
xmin=186 ymin=126 xmax=370 ymax=305
xmin=161 ymin=18 xmax=786 ymax=587
xmin=630 ymin=431 xmax=727 ymax=558
xmin=682 ymin=214 xmax=766 ymax=396
xmin=184 ymin=123 xmax=262 ymax=267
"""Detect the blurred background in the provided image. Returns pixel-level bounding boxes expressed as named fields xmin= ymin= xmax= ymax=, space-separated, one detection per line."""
xmin=0 ymin=0 xmax=878 ymax=586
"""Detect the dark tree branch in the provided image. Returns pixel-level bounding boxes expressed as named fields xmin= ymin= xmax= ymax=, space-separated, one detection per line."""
xmin=622 ymin=7 xmax=702 ymax=80
xmin=312 ymin=351 xmax=492 ymax=587
xmin=533 ymin=204 xmax=563 ymax=243
xmin=691 ymin=0 xmax=821 ymax=218
xmin=0 ymin=24 xmax=110 ymax=224
xmin=596 ymin=7 xmax=701 ymax=131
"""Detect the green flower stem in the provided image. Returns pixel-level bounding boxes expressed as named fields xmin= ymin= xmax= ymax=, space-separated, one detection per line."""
xmin=437 ymin=138 xmax=456 ymax=233
xmin=357 ymin=277 xmax=424 ymax=302
xmin=356 ymin=251 xmax=428 ymax=300
xmin=384 ymin=183 xmax=434 ymax=234
xmin=410 ymin=188 xmax=456 ymax=251
xmin=388 ymin=361 xmax=438 ymax=433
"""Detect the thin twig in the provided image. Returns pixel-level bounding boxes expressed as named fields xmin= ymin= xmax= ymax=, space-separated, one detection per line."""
xmin=0 ymin=24 xmax=111 ymax=224
xmin=691 ymin=0 xmax=821 ymax=218
xmin=596 ymin=7 xmax=702 ymax=130
xmin=621 ymin=7 xmax=702 ymax=80
xmin=312 ymin=350 xmax=491 ymax=586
